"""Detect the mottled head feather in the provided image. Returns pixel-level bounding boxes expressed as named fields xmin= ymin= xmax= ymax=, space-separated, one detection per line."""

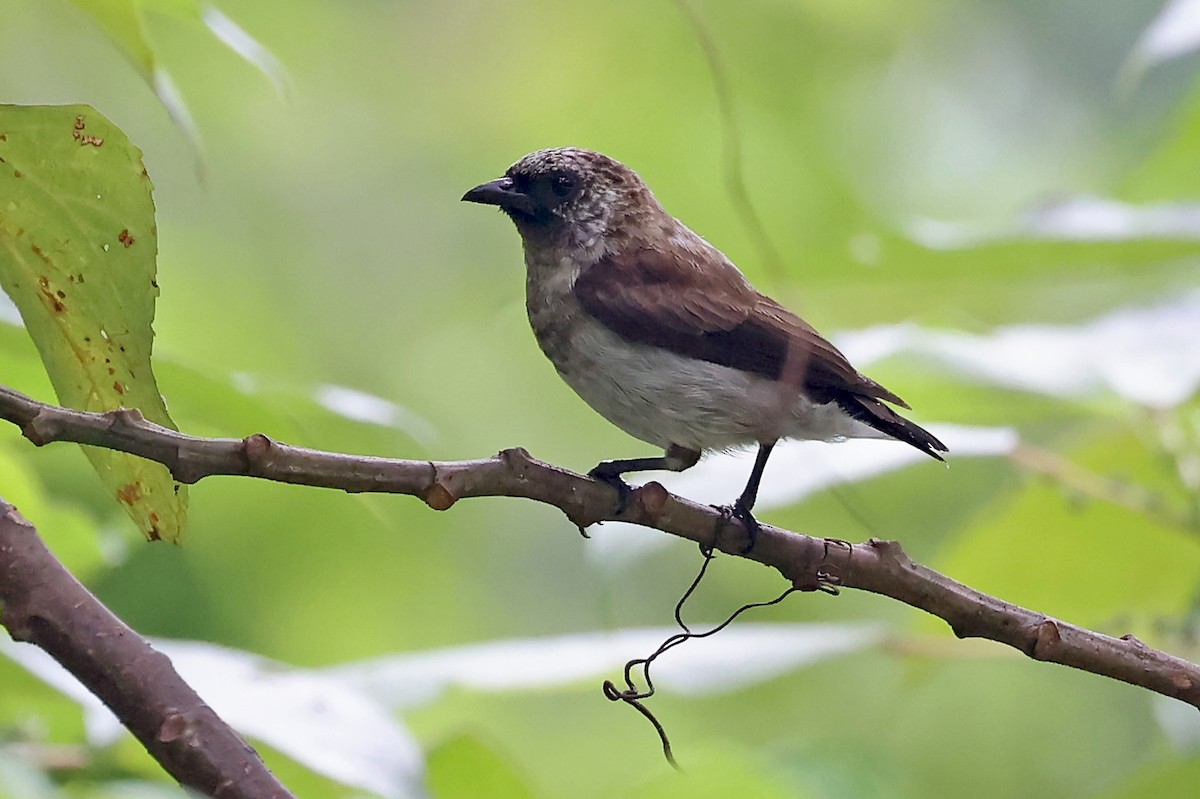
xmin=507 ymin=147 xmax=640 ymax=191
xmin=500 ymin=148 xmax=665 ymax=247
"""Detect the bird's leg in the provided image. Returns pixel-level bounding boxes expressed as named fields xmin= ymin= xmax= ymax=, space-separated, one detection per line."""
xmin=589 ymin=444 xmax=701 ymax=514
xmin=727 ymin=441 xmax=776 ymax=552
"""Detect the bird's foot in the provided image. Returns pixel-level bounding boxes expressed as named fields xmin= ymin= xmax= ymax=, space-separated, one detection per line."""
xmin=715 ymin=499 xmax=762 ymax=553
xmin=587 ymin=465 xmax=635 ymax=515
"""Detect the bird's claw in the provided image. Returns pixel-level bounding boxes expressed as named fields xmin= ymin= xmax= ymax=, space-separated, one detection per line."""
xmin=587 ymin=467 xmax=635 ymax=515
xmin=718 ymin=499 xmax=761 ymax=553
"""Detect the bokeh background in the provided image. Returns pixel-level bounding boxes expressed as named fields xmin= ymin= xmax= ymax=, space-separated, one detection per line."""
xmin=2 ymin=1 xmax=1200 ymax=797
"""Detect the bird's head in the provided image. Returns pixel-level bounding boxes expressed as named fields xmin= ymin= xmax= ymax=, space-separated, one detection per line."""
xmin=462 ymin=148 xmax=662 ymax=251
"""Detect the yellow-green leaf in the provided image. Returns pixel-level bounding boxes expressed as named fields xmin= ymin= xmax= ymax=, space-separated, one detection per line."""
xmin=67 ymin=0 xmax=156 ymax=76
xmin=66 ymin=0 xmax=289 ymax=146
xmin=427 ymin=735 xmax=541 ymax=799
xmin=0 ymin=104 xmax=187 ymax=543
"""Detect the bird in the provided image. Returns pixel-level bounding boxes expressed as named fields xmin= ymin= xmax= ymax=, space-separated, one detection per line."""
xmin=462 ymin=147 xmax=946 ymax=546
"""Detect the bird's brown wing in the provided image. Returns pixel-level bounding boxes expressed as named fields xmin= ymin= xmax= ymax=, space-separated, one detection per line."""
xmin=574 ymin=246 xmax=948 ymax=460
xmin=573 ymin=246 xmax=786 ymax=376
xmin=574 ymin=247 xmax=897 ymax=401
xmin=752 ymin=295 xmax=908 ymax=406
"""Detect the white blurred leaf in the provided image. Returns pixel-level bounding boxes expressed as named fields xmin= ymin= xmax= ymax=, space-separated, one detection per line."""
xmin=0 ymin=750 xmax=58 ymax=799
xmin=314 ymin=384 xmax=439 ymax=447
xmin=908 ymin=196 xmax=1200 ymax=248
xmin=151 ymin=67 xmax=204 ymax=164
xmin=839 ymin=289 xmax=1200 ymax=409
xmin=1121 ymin=0 xmax=1200 ymax=90
xmin=0 ymin=638 xmax=423 ymax=799
xmin=0 ymin=291 xmax=20 ymax=327
xmin=329 ymin=623 xmax=885 ymax=706
xmin=1154 ymin=693 xmax=1200 ymax=751
xmin=200 ymin=5 xmax=291 ymax=98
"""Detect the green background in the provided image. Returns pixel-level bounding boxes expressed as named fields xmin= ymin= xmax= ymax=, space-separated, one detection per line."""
xmin=1 ymin=1 xmax=1200 ymax=797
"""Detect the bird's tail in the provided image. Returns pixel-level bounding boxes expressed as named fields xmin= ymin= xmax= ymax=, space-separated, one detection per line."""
xmin=836 ymin=395 xmax=948 ymax=461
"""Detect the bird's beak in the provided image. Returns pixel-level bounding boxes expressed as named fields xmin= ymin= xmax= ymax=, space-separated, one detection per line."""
xmin=461 ymin=177 xmax=536 ymax=217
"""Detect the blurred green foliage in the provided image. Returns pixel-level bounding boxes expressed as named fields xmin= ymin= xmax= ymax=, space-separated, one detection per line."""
xmin=1 ymin=1 xmax=1199 ymax=798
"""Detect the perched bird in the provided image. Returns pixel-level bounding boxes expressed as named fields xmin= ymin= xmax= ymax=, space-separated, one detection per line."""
xmin=463 ymin=147 xmax=946 ymax=543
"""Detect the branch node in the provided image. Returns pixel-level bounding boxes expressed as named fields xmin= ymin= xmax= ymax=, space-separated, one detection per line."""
xmin=108 ymin=408 xmax=146 ymax=429
xmin=566 ymin=510 xmax=600 ymax=534
xmin=499 ymin=446 xmax=532 ymax=471
xmin=21 ymin=410 xmax=57 ymax=446
xmin=420 ymin=462 xmax=458 ymax=510
xmin=157 ymin=710 xmax=195 ymax=744
xmin=868 ymin=538 xmax=906 ymax=560
xmin=1033 ymin=619 xmax=1062 ymax=660
xmin=241 ymin=433 xmax=275 ymax=470
xmin=632 ymin=481 xmax=668 ymax=520
xmin=423 ymin=482 xmax=457 ymax=510
xmin=1 ymin=501 xmax=33 ymax=529
xmin=1 ymin=613 xmax=33 ymax=641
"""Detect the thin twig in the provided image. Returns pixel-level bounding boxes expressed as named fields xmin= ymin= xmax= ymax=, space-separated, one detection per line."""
xmin=671 ymin=0 xmax=789 ymax=284
xmin=2 ymin=383 xmax=1199 ymax=710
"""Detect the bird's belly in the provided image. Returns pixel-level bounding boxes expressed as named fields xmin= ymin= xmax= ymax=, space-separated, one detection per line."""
xmin=540 ymin=317 xmax=878 ymax=450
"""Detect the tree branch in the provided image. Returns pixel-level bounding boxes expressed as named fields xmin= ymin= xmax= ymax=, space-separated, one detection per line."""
xmin=0 ymin=498 xmax=296 ymax=798
xmin=3 ymin=382 xmax=1199 ymax=713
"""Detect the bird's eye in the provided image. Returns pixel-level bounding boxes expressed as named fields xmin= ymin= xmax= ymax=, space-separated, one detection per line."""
xmin=551 ymin=173 xmax=576 ymax=197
